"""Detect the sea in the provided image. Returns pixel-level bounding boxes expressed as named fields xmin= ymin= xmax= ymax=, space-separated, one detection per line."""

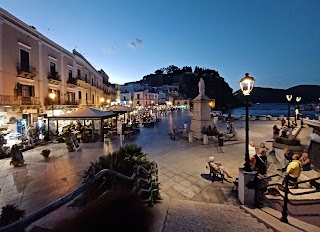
xmin=229 ymin=103 xmax=319 ymax=120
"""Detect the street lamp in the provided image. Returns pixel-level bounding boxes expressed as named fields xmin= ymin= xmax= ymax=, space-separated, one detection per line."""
xmin=49 ymin=91 xmax=56 ymax=116
xmin=286 ymin=94 xmax=292 ymax=127
xmin=100 ymin=97 xmax=105 ymax=110
xmin=295 ymin=96 xmax=301 ymax=124
xmin=240 ymin=73 xmax=255 ymax=172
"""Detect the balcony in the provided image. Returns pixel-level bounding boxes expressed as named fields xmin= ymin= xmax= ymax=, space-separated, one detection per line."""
xmin=0 ymin=95 xmax=40 ymax=106
xmin=16 ymin=63 xmax=38 ymax=79
xmin=67 ymin=78 xmax=78 ymax=87
xmin=64 ymin=100 xmax=79 ymax=106
xmin=47 ymin=72 xmax=61 ymax=85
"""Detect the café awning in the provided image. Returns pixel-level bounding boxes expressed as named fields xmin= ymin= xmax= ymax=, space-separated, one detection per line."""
xmin=48 ymin=107 xmax=118 ymax=120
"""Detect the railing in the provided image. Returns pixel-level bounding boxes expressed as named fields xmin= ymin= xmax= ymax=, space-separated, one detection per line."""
xmin=63 ymin=100 xmax=80 ymax=105
xmin=67 ymin=78 xmax=78 ymax=85
xmin=0 ymin=95 xmax=40 ymax=105
xmin=16 ymin=63 xmax=37 ymax=77
xmin=47 ymin=72 xmax=61 ymax=81
xmin=255 ymin=174 xmax=320 ymax=223
xmin=0 ymin=164 xmax=158 ymax=232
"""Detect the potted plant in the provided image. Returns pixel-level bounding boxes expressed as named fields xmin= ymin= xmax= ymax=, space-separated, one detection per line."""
xmin=0 ymin=204 xmax=26 ymax=231
xmin=41 ymin=149 xmax=51 ymax=158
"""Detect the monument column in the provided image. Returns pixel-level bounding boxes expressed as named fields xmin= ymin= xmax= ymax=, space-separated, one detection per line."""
xmin=189 ymin=78 xmax=214 ymax=139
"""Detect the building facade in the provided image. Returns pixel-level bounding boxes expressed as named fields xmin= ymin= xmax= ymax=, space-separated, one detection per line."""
xmin=0 ymin=8 xmax=116 ymax=133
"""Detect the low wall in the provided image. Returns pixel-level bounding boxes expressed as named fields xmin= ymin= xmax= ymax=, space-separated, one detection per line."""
xmin=273 ymin=141 xmax=304 ymax=152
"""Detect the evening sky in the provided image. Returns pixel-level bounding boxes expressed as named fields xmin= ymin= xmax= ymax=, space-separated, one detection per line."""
xmin=1 ymin=0 xmax=319 ymax=91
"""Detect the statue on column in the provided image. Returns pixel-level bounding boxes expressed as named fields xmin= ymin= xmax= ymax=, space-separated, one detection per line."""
xmin=199 ymin=78 xmax=205 ymax=96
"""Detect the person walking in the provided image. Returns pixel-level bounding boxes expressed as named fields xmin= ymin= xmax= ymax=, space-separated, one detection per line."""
xmin=217 ymin=130 xmax=224 ymax=153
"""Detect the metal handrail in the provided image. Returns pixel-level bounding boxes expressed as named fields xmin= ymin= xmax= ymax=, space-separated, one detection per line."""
xmin=256 ymin=173 xmax=320 ymax=224
xmin=0 ymin=164 xmax=158 ymax=232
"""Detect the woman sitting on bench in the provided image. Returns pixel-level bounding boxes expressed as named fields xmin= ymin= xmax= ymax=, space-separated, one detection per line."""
xmin=208 ymin=156 xmax=232 ymax=178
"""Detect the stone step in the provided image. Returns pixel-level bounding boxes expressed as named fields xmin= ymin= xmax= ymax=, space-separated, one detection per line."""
xmin=152 ymin=199 xmax=274 ymax=232
xmin=241 ymin=205 xmax=320 ymax=232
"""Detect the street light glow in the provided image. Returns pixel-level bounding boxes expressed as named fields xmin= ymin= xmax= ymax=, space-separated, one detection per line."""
xmin=49 ymin=91 xmax=56 ymax=100
xmin=240 ymin=73 xmax=255 ymax=96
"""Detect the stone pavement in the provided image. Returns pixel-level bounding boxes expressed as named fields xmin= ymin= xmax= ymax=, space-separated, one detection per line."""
xmin=0 ymin=109 xmax=316 ymax=231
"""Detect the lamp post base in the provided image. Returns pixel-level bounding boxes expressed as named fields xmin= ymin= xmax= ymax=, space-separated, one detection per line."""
xmin=238 ymin=168 xmax=256 ymax=206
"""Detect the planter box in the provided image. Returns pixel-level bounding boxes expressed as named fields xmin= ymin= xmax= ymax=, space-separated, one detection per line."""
xmin=273 ymin=141 xmax=304 ymax=152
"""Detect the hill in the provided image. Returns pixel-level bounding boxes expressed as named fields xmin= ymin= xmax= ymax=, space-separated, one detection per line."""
xmin=234 ymin=85 xmax=320 ymax=103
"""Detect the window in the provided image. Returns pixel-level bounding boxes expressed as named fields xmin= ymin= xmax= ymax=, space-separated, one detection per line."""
xmin=124 ymin=96 xmax=127 ymax=101
xmin=79 ymin=91 xmax=82 ymax=99
xmin=68 ymin=70 xmax=72 ymax=79
xmin=86 ymin=93 xmax=88 ymax=100
xmin=49 ymin=62 xmax=56 ymax=75
xmin=77 ymin=69 xmax=81 ymax=78
xmin=85 ymin=73 xmax=88 ymax=82
xmin=91 ymin=78 xmax=94 ymax=86
xmin=137 ymin=94 xmax=140 ymax=100
xmin=15 ymin=84 xmax=35 ymax=97
xmin=137 ymin=101 xmax=140 ymax=105
xmin=92 ymin=95 xmax=95 ymax=104
xmin=20 ymin=49 xmax=30 ymax=72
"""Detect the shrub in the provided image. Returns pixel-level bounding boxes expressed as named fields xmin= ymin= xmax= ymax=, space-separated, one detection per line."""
xmin=79 ymin=144 xmax=160 ymax=206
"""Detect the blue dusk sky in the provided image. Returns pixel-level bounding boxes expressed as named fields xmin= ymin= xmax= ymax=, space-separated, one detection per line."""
xmin=1 ymin=0 xmax=319 ymax=92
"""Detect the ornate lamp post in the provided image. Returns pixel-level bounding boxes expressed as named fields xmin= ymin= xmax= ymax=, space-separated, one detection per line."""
xmin=106 ymin=99 xmax=111 ymax=107
xmin=295 ymin=96 xmax=301 ymax=124
xmin=100 ymin=97 xmax=105 ymax=110
xmin=49 ymin=91 xmax=56 ymax=116
xmin=240 ymin=73 xmax=255 ymax=172
xmin=286 ymin=94 xmax=292 ymax=127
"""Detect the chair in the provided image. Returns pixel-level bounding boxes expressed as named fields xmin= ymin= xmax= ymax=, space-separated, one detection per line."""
xmin=208 ymin=162 xmax=224 ymax=183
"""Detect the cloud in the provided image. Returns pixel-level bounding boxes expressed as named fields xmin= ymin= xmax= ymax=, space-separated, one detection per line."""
xmin=128 ymin=38 xmax=143 ymax=48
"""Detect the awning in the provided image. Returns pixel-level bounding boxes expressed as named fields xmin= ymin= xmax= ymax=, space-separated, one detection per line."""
xmin=48 ymin=107 xmax=118 ymax=120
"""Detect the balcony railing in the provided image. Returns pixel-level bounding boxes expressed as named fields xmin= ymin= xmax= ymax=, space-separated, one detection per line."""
xmin=67 ymin=78 xmax=78 ymax=86
xmin=0 ymin=95 xmax=40 ymax=106
xmin=16 ymin=63 xmax=37 ymax=79
xmin=64 ymin=100 xmax=80 ymax=105
xmin=47 ymin=72 xmax=61 ymax=81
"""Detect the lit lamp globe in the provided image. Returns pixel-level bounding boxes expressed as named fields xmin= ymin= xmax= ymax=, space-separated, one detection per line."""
xmin=100 ymin=97 xmax=105 ymax=103
xmin=49 ymin=91 xmax=56 ymax=100
xmin=240 ymin=73 xmax=255 ymax=96
xmin=106 ymin=99 xmax=111 ymax=104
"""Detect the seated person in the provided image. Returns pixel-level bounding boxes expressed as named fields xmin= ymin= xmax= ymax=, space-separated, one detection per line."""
xmin=299 ymin=153 xmax=311 ymax=171
xmin=208 ymin=156 xmax=232 ymax=178
xmin=278 ymin=146 xmax=294 ymax=172
xmin=207 ymin=126 xmax=214 ymax=136
xmin=280 ymin=126 xmax=288 ymax=138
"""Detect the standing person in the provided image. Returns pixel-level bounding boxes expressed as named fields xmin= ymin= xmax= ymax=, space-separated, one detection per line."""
xmin=183 ymin=122 xmax=188 ymax=134
xmin=217 ymin=130 xmax=224 ymax=153
xmin=253 ymin=150 xmax=268 ymax=175
xmin=281 ymin=117 xmax=286 ymax=129
xmin=285 ymin=154 xmax=302 ymax=189
xmin=273 ymin=125 xmax=280 ymax=140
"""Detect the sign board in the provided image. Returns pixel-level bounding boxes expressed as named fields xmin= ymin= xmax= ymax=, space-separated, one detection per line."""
xmin=117 ymin=121 xmax=122 ymax=135
xmin=72 ymin=136 xmax=81 ymax=151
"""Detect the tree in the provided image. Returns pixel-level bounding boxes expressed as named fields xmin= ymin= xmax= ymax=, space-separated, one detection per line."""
xmin=165 ymin=65 xmax=180 ymax=75
xmin=154 ymin=69 xmax=163 ymax=75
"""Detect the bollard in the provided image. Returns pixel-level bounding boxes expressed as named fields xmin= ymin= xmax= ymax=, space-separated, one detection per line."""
xmin=203 ymin=134 xmax=208 ymax=145
xmin=188 ymin=133 xmax=193 ymax=143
